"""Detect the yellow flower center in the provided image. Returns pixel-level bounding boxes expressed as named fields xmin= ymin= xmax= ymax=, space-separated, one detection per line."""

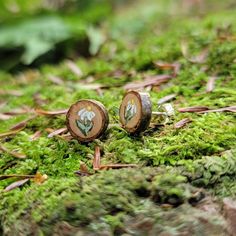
xmin=87 ymin=106 xmax=92 ymax=111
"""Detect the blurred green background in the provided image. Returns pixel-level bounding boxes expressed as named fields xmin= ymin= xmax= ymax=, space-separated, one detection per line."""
xmin=0 ymin=0 xmax=133 ymax=71
xmin=0 ymin=0 xmax=235 ymax=72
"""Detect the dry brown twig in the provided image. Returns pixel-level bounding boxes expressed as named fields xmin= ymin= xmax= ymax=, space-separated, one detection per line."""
xmin=206 ymin=76 xmax=218 ymax=93
xmin=178 ymin=106 xmax=236 ymax=113
xmin=2 ymin=173 xmax=48 ymax=192
xmin=66 ymin=60 xmax=83 ymax=77
xmin=124 ymin=74 xmax=172 ymax=90
xmin=0 ymin=144 xmax=26 ymax=159
xmin=157 ymin=94 xmax=177 ymax=105
xmin=30 ymin=131 xmax=42 ymax=141
xmin=47 ymin=127 xmax=68 ymax=138
xmin=174 ymin=118 xmax=192 ymax=129
xmin=0 ymin=125 xmax=27 ymax=138
xmin=178 ymin=106 xmax=209 ymax=112
xmin=35 ymin=108 xmax=68 ymax=116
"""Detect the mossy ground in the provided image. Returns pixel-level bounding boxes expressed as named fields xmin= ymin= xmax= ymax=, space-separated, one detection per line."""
xmin=0 ymin=0 xmax=236 ymax=235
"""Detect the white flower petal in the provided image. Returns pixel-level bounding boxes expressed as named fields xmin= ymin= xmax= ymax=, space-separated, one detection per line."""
xmin=87 ymin=111 xmax=95 ymax=121
xmin=81 ymin=110 xmax=89 ymax=121
xmin=78 ymin=108 xmax=86 ymax=117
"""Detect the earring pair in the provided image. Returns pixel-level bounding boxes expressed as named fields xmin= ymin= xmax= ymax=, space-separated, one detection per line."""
xmin=66 ymin=91 xmax=174 ymax=142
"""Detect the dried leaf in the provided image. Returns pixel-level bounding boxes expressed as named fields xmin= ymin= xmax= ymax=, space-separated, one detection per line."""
xmin=47 ymin=75 xmax=64 ymax=85
xmin=157 ymin=94 xmax=177 ymax=105
xmin=124 ymin=74 xmax=172 ymax=90
xmin=66 ymin=60 xmax=83 ymax=77
xmin=30 ymin=131 xmax=42 ymax=141
xmin=33 ymin=173 xmax=48 ymax=184
xmin=35 ymin=108 xmax=68 ymax=116
xmin=174 ymin=118 xmax=192 ymax=129
xmin=178 ymin=106 xmax=209 ymax=112
xmin=181 ymin=40 xmax=208 ymax=64
xmin=99 ymin=164 xmax=138 ymax=170
xmin=10 ymin=115 xmax=37 ymax=131
xmin=48 ymin=127 xmax=68 ymax=138
xmin=206 ymin=76 xmax=218 ymax=93
xmin=4 ymin=178 xmax=29 ymax=192
xmin=0 ymin=126 xmax=26 ymax=138
xmin=0 ymin=144 xmax=27 ymax=159
xmin=198 ymin=106 xmax=236 ymax=114
xmin=93 ymin=146 xmax=101 ymax=170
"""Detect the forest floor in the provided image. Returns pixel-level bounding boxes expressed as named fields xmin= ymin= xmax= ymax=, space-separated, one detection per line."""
xmin=0 ymin=0 xmax=236 ymax=235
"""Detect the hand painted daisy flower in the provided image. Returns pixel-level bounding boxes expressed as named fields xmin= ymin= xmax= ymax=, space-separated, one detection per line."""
xmin=78 ymin=106 xmax=95 ymax=121
xmin=76 ymin=106 xmax=96 ymax=136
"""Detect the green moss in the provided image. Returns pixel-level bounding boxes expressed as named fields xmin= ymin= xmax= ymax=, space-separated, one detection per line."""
xmin=1 ymin=0 xmax=236 ymax=234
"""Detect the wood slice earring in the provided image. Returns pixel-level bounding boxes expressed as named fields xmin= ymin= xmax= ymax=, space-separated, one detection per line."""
xmin=119 ymin=91 xmax=174 ymax=134
xmin=66 ymin=99 xmax=109 ymax=142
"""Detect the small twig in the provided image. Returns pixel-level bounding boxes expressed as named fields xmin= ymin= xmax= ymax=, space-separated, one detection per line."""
xmin=10 ymin=115 xmax=37 ymax=131
xmin=35 ymin=108 xmax=68 ymax=116
xmin=47 ymin=75 xmax=64 ymax=85
xmin=0 ymin=126 xmax=26 ymax=138
xmin=157 ymin=94 xmax=177 ymax=105
xmin=178 ymin=106 xmax=209 ymax=112
xmin=0 ymin=173 xmax=47 ymax=183
xmin=66 ymin=60 xmax=83 ymax=77
xmin=206 ymin=76 xmax=218 ymax=93
xmin=0 ymin=174 xmax=35 ymax=180
xmin=4 ymin=179 xmax=29 ymax=192
xmin=47 ymin=127 xmax=68 ymax=138
xmin=174 ymin=118 xmax=192 ymax=129
xmin=124 ymin=74 xmax=172 ymax=90
xmin=197 ymin=106 xmax=236 ymax=113
xmin=30 ymin=131 xmax=42 ymax=141
xmin=0 ymin=143 xmax=26 ymax=159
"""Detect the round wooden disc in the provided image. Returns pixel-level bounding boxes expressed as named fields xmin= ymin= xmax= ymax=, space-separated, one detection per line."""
xmin=66 ymin=99 xmax=109 ymax=142
xmin=119 ymin=91 xmax=152 ymax=134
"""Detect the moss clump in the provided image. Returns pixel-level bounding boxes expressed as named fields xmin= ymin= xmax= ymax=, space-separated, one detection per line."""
xmin=0 ymin=0 xmax=236 ymax=234
xmin=0 ymin=168 xmax=227 ymax=235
